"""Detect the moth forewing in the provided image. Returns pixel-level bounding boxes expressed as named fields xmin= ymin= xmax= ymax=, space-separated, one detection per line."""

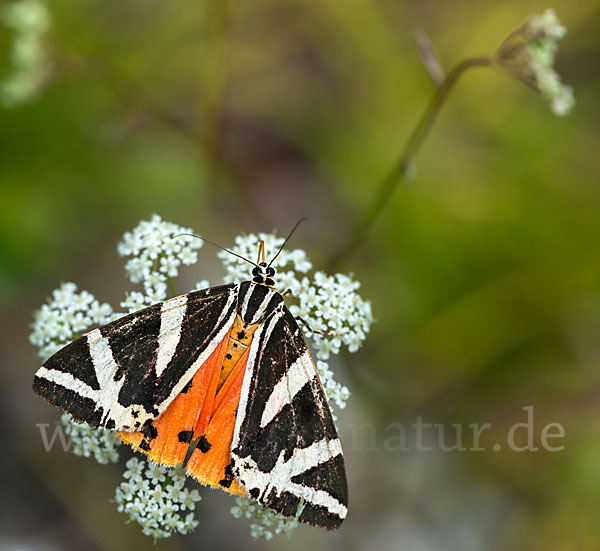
xmin=230 ymin=302 xmax=348 ymax=529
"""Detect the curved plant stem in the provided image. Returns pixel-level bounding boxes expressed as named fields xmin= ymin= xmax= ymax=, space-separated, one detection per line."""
xmin=329 ymin=55 xmax=495 ymax=271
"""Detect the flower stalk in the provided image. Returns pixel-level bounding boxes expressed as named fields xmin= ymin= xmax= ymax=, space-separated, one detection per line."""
xmin=330 ymin=9 xmax=574 ymax=270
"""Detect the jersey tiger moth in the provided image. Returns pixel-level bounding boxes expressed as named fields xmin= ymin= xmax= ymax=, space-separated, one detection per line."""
xmin=33 ymin=235 xmax=348 ymax=530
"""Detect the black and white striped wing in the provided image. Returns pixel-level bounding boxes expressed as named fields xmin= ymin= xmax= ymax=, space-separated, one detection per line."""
xmin=33 ymin=284 xmax=238 ymax=431
xmin=231 ymin=306 xmax=348 ymax=529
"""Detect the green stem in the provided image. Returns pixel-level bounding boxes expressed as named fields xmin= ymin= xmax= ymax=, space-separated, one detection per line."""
xmin=167 ymin=276 xmax=178 ymax=297
xmin=329 ymin=55 xmax=495 ymax=271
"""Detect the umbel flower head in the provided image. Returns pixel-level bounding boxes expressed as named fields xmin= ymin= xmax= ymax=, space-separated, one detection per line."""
xmin=495 ymin=9 xmax=574 ymax=116
xmin=30 ymin=215 xmax=373 ymax=540
xmin=115 ymin=458 xmax=202 ymax=540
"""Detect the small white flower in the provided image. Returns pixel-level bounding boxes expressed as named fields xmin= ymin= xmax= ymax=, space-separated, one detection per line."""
xmin=60 ymin=414 xmax=121 ymax=464
xmin=146 ymin=464 xmax=167 ymax=485
xmin=250 ymin=524 xmax=273 ymax=541
xmin=115 ymin=457 xmax=202 ymax=541
xmin=124 ymin=457 xmax=144 ymax=476
xmin=194 ymin=279 xmax=211 ymax=291
xmin=180 ymin=248 xmax=198 ymax=265
xmin=121 ymin=291 xmax=147 ymax=313
xmin=179 ymin=488 xmax=202 ymax=510
xmin=179 ymin=512 xmax=199 ymax=533
xmin=317 ymin=361 xmax=351 ymax=410
xmin=160 ymin=255 xmax=180 ymax=277
xmin=144 ymin=285 xmax=167 ymax=304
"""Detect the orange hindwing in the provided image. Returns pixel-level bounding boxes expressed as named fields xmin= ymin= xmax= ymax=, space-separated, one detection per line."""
xmin=118 ymin=314 xmax=259 ymax=495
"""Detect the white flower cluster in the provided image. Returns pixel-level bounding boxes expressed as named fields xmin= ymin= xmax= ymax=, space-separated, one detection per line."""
xmin=60 ymin=413 xmax=120 ymax=464
xmin=117 ymin=214 xmax=203 ymax=311
xmin=30 ymin=282 xmax=114 ymax=360
xmin=523 ymin=9 xmax=574 ymax=116
xmin=115 ymin=458 xmax=201 ymax=540
xmin=30 ymin=217 xmax=372 ymax=541
xmin=231 ymin=497 xmax=303 ymax=540
xmin=1 ymin=0 xmax=51 ymax=107
xmin=317 ymin=361 xmax=350 ymax=413
xmin=497 ymin=9 xmax=574 ymax=116
xmin=291 ymin=272 xmax=374 ymax=359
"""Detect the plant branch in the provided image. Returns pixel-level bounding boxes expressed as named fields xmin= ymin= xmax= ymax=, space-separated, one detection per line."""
xmin=329 ymin=55 xmax=496 ymax=271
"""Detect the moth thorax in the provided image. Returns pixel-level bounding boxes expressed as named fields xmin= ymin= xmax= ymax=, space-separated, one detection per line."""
xmin=217 ymin=315 xmax=260 ymax=392
xmin=251 ymin=262 xmax=276 ymax=288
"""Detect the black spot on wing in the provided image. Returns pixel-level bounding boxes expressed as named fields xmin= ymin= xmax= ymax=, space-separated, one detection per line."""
xmin=42 ymin=336 xmax=100 ymax=391
xmin=197 ymin=435 xmax=212 ymax=453
xmin=142 ymin=424 xmax=158 ymax=441
xmin=218 ymin=462 xmax=235 ymax=488
xmin=181 ymin=380 xmax=193 ymax=394
xmin=139 ymin=440 xmax=151 ymax=451
xmin=178 ymin=430 xmax=193 ymax=443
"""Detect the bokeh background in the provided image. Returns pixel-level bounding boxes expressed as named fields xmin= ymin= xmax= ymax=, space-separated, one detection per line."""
xmin=1 ymin=1 xmax=599 ymax=550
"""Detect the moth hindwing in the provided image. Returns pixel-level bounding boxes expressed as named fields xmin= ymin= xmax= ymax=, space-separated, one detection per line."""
xmin=33 ymin=259 xmax=348 ymax=529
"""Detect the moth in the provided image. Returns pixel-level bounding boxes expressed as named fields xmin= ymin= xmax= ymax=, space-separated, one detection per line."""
xmin=33 ymin=235 xmax=348 ymax=530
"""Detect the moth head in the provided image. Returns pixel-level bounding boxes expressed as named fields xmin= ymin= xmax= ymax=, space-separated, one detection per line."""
xmin=252 ymin=261 xmax=276 ymax=288
xmin=174 ymin=220 xmax=305 ymax=291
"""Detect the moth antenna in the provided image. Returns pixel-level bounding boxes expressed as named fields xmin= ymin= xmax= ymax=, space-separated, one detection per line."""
xmin=267 ymin=218 xmax=307 ymax=268
xmin=175 ymin=233 xmax=258 ymax=267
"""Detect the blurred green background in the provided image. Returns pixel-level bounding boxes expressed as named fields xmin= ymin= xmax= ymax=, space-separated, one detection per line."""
xmin=1 ymin=1 xmax=599 ymax=550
